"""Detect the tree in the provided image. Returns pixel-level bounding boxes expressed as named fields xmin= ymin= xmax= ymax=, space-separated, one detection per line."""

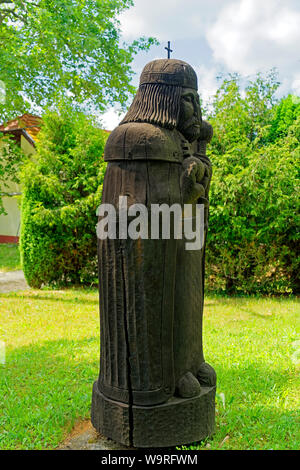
xmin=268 ymin=94 xmax=300 ymax=142
xmin=20 ymin=104 xmax=108 ymax=287
xmin=206 ymin=73 xmax=299 ymax=294
xmin=0 ymin=0 xmax=157 ymax=121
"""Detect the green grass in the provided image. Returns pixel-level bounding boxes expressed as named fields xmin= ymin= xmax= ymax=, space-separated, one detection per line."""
xmin=0 ymin=289 xmax=299 ymax=450
xmin=0 ymin=244 xmax=21 ymax=272
xmin=182 ymin=296 xmax=300 ymax=450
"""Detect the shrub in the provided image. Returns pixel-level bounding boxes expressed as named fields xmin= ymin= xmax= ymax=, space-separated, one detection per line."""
xmin=20 ymin=105 xmax=107 ymax=287
xmin=205 ymin=77 xmax=300 ymax=294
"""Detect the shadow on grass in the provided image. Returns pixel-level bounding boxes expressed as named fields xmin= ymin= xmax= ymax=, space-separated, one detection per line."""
xmin=237 ymin=306 xmax=274 ymax=319
xmin=0 ymin=336 xmax=99 ymax=450
xmin=1 ymin=336 xmax=298 ymax=450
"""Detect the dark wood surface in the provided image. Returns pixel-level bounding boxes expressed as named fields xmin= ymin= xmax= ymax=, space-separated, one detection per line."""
xmin=92 ymin=59 xmax=216 ymax=447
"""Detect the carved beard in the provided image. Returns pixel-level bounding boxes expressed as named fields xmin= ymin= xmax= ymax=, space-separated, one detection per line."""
xmin=177 ymin=118 xmax=202 ymax=143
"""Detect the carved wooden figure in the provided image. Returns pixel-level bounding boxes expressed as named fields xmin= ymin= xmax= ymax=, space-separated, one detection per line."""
xmin=91 ymin=59 xmax=216 ymax=447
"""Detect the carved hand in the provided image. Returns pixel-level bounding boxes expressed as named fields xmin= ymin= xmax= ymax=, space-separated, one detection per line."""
xmin=181 ymin=156 xmax=206 ymax=204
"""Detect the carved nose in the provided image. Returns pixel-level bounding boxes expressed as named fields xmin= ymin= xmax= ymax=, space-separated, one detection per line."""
xmin=193 ymin=102 xmax=201 ymax=121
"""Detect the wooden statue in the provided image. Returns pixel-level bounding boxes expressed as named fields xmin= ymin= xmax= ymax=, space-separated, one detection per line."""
xmin=91 ymin=59 xmax=216 ymax=447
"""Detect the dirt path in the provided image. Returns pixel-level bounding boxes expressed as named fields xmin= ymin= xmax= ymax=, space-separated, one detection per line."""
xmin=58 ymin=420 xmax=134 ymax=450
xmin=0 ymin=270 xmax=29 ymax=293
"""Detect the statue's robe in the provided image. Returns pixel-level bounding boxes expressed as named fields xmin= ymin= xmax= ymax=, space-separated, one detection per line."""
xmin=97 ymin=122 xmax=210 ymax=406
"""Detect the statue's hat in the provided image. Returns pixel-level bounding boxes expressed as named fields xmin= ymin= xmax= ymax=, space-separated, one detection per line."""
xmin=139 ymin=59 xmax=198 ymax=90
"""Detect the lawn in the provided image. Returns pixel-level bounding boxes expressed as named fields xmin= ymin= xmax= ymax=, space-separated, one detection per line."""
xmin=0 ymin=244 xmax=21 ymax=272
xmin=0 ymin=288 xmax=299 ymax=450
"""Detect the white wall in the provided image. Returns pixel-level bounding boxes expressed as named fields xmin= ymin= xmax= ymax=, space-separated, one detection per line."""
xmin=0 ymin=135 xmax=36 ymax=238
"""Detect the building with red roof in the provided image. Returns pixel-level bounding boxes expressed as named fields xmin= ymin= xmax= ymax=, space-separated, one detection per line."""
xmin=0 ymin=114 xmax=42 ymax=243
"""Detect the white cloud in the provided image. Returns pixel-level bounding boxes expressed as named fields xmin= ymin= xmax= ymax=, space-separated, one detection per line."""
xmin=195 ymin=65 xmax=219 ymax=105
xmin=119 ymin=0 xmax=225 ymax=41
xmin=292 ymin=75 xmax=300 ymax=93
xmin=206 ymin=0 xmax=300 ymax=75
xmin=100 ymin=107 xmax=125 ymax=131
xmin=100 ymin=0 xmax=300 ymax=128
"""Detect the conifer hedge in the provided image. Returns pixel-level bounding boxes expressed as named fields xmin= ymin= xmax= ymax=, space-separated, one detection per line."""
xmin=20 ymin=106 xmax=107 ymax=287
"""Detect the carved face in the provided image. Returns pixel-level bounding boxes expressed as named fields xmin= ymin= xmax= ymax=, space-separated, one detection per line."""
xmin=177 ymin=88 xmax=202 ymax=142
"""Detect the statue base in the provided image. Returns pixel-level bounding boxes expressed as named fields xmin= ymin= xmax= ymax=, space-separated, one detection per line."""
xmin=91 ymin=381 xmax=216 ymax=448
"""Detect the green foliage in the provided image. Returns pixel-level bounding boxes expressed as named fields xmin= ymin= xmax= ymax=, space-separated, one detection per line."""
xmin=0 ymin=0 xmax=158 ymax=121
xmin=268 ymin=94 xmax=300 ymax=142
xmin=0 ymin=134 xmax=24 ymax=215
xmin=20 ymin=105 xmax=108 ymax=287
xmin=206 ymin=74 xmax=300 ymax=294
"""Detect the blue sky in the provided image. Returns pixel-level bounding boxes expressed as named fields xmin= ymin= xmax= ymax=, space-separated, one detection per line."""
xmin=101 ymin=0 xmax=300 ymax=129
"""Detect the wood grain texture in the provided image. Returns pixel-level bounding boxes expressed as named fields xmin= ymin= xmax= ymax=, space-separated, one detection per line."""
xmin=92 ymin=59 xmax=216 ymax=447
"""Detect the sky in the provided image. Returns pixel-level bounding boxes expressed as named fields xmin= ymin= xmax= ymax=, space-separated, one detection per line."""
xmin=100 ymin=0 xmax=300 ymax=130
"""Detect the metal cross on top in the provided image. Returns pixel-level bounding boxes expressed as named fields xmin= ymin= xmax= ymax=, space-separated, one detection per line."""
xmin=165 ymin=41 xmax=173 ymax=59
